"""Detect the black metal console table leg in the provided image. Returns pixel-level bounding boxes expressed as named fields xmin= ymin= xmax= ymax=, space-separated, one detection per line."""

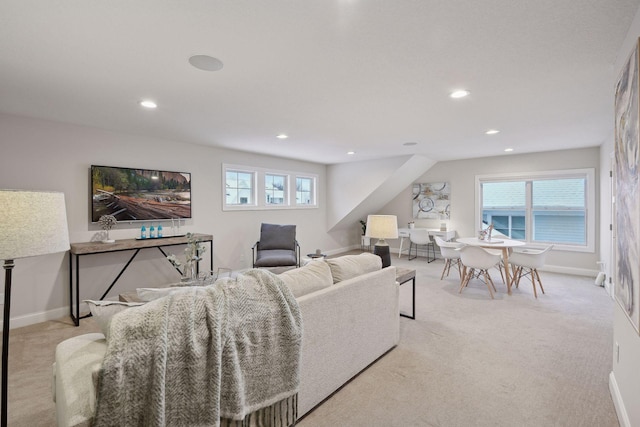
xmin=400 ymin=277 xmax=415 ymax=320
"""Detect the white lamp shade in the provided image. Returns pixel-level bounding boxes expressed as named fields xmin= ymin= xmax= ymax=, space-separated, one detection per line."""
xmin=365 ymin=215 xmax=398 ymax=240
xmin=0 ymin=190 xmax=70 ymax=260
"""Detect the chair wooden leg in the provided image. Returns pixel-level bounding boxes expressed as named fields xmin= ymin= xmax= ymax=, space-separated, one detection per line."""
xmin=497 ymin=262 xmax=505 ymax=283
xmin=441 ymin=259 xmax=450 ymax=280
xmin=459 ymin=269 xmax=472 ymax=293
xmin=485 ymin=270 xmax=497 ymax=292
xmin=534 ymin=269 xmax=545 ymax=294
xmin=526 ymin=268 xmax=537 ymax=298
xmin=511 ymin=265 xmax=521 ymax=288
xmin=482 ymin=270 xmax=495 ymax=299
xmin=515 ymin=267 xmax=523 ymax=288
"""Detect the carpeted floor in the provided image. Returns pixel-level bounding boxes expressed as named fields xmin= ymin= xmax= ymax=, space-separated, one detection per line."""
xmin=3 ymin=252 xmax=618 ymax=426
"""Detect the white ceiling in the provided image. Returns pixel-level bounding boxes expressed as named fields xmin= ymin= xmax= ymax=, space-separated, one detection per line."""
xmin=1 ymin=1 xmax=638 ymax=164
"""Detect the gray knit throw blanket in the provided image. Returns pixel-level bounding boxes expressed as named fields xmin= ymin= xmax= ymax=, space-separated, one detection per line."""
xmin=93 ymin=269 xmax=303 ymax=427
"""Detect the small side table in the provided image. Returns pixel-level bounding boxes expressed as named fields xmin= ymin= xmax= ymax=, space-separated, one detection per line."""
xmin=395 ymin=267 xmax=416 ymax=320
xmin=306 ymin=253 xmax=326 ymax=259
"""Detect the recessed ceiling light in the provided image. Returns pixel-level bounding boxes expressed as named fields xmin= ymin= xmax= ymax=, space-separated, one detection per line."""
xmin=188 ymin=55 xmax=224 ymax=72
xmin=485 ymin=129 xmax=500 ymax=135
xmin=276 ymin=134 xmax=288 ymax=139
xmin=403 ymin=142 xmax=418 ymax=146
xmin=450 ymin=90 xmax=470 ymax=99
xmin=504 ymin=148 xmax=514 ymax=152
xmin=139 ymin=100 xmax=157 ymax=109
xmin=347 ymin=151 xmax=355 ymax=155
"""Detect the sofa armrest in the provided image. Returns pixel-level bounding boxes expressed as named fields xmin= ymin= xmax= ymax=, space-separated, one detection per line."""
xmin=54 ymin=333 xmax=107 ymax=427
xmin=295 ymin=266 xmax=398 ymax=416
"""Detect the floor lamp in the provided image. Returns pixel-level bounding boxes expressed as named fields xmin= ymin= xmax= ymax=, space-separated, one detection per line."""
xmin=365 ymin=215 xmax=398 ymax=268
xmin=0 ymin=190 xmax=70 ymax=427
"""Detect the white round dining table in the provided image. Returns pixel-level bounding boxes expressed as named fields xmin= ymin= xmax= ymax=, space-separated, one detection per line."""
xmin=456 ymin=237 xmax=526 ymax=294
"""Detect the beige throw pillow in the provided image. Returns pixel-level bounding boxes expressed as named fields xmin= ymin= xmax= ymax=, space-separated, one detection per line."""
xmin=325 ymin=253 xmax=382 ymax=283
xmin=84 ymin=300 xmax=145 ymax=338
xmin=136 ymin=287 xmax=182 ymax=302
xmin=279 ymin=260 xmax=333 ymax=298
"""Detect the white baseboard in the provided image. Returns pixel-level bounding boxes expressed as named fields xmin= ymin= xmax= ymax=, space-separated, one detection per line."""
xmin=540 ymin=265 xmax=599 ymax=277
xmin=0 ymin=306 xmax=69 ymax=331
xmin=609 ymin=371 xmax=630 ymax=427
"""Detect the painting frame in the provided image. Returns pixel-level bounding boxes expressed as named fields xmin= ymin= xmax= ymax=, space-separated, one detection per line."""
xmin=412 ymin=182 xmax=450 ymax=220
xmin=613 ymin=37 xmax=640 ymax=334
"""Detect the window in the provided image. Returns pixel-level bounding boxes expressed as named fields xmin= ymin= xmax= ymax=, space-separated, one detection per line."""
xmin=296 ymin=177 xmax=314 ymax=205
xmin=223 ymin=164 xmax=318 ymax=210
xmin=476 ymin=169 xmax=594 ymax=252
xmin=265 ymin=174 xmax=287 ymax=205
xmin=225 ymin=169 xmax=255 ymax=206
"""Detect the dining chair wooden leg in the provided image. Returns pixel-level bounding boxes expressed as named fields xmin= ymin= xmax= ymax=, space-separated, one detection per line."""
xmin=510 ymin=266 xmax=520 ymax=289
xmin=536 ymin=269 xmax=545 ymax=294
xmin=441 ymin=259 xmax=450 ymax=280
xmin=529 ymin=267 xmax=538 ymax=298
xmin=459 ymin=269 xmax=472 ymax=293
xmin=482 ymin=270 xmax=495 ymax=299
xmin=515 ymin=266 xmax=523 ymax=288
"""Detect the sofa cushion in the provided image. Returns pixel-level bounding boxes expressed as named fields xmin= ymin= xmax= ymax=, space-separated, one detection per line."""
xmin=84 ymin=300 xmax=144 ymax=338
xmin=259 ymin=223 xmax=296 ymax=250
xmin=279 ymin=260 xmax=333 ymax=298
xmin=325 ymin=253 xmax=382 ymax=283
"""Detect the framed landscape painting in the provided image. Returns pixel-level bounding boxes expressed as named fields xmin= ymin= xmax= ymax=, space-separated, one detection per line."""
xmin=614 ymin=38 xmax=640 ymax=334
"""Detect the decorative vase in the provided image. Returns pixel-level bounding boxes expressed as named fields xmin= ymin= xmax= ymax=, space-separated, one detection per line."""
xmin=102 ymin=229 xmax=115 ymax=244
xmin=180 ymin=261 xmax=197 ymax=283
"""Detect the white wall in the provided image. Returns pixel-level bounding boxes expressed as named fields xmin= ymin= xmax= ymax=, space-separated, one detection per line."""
xmin=0 ymin=113 xmax=347 ymax=327
xmin=379 ymin=147 xmax=601 ymax=275
xmin=608 ymin=6 xmax=640 ymax=426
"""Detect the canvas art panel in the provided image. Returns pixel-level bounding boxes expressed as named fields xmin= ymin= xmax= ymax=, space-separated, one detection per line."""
xmin=412 ymin=182 xmax=450 ymax=219
xmin=614 ymin=38 xmax=640 ymax=334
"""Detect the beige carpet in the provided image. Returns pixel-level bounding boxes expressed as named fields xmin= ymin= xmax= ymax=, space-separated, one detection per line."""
xmin=2 ymin=253 xmax=618 ymax=426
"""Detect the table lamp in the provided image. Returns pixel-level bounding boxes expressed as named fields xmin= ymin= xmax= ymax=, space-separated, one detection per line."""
xmin=0 ymin=190 xmax=70 ymax=427
xmin=365 ymin=215 xmax=398 ymax=268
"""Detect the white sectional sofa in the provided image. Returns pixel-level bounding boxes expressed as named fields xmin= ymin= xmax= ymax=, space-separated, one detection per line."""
xmin=53 ymin=253 xmax=400 ymax=426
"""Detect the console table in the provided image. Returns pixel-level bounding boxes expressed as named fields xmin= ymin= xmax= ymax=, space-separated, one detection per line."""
xmin=69 ymin=233 xmax=213 ymax=326
xmin=396 ymin=267 xmax=416 ymax=319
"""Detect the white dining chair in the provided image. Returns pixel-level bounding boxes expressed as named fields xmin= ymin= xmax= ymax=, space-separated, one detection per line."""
xmin=408 ymin=229 xmax=436 ymax=262
xmin=457 ymin=245 xmax=503 ymax=299
xmin=508 ymin=245 xmax=554 ymax=298
xmin=434 ymin=235 xmax=463 ymax=280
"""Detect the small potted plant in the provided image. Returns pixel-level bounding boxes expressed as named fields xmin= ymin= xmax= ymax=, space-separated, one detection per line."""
xmin=98 ymin=215 xmax=117 ymax=243
xmin=359 ymin=220 xmax=370 ymax=248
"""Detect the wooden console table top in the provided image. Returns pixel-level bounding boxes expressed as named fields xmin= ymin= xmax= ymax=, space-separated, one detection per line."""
xmin=70 ymin=233 xmax=213 ymax=255
xmin=395 ymin=267 xmax=416 ymax=285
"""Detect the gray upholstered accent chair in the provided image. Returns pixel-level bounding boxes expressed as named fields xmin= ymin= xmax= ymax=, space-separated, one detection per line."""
xmin=252 ymin=223 xmax=300 ymax=268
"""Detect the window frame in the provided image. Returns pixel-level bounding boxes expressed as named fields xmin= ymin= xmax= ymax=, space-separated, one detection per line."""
xmin=224 ymin=167 xmax=257 ymax=208
xmin=264 ymin=172 xmax=289 ymax=206
xmin=295 ymin=175 xmax=316 ymax=206
xmin=223 ymin=164 xmax=318 ymax=211
xmin=475 ymin=168 xmax=595 ymax=252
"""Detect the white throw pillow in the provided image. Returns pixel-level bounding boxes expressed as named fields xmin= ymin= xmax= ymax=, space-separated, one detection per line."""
xmin=84 ymin=300 xmax=145 ymax=338
xmin=279 ymin=260 xmax=333 ymax=298
xmin=325 ymin=253 xmax=382 ymax=283
xmin=136 ymin=287 xmax=182 ymax=302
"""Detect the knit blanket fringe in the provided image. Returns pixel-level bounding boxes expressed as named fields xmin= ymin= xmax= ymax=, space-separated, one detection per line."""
xmin=220 ymin=394 xmax=298 ymax=427
xmin=94 ymin=269 xmax=303 ymax=427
